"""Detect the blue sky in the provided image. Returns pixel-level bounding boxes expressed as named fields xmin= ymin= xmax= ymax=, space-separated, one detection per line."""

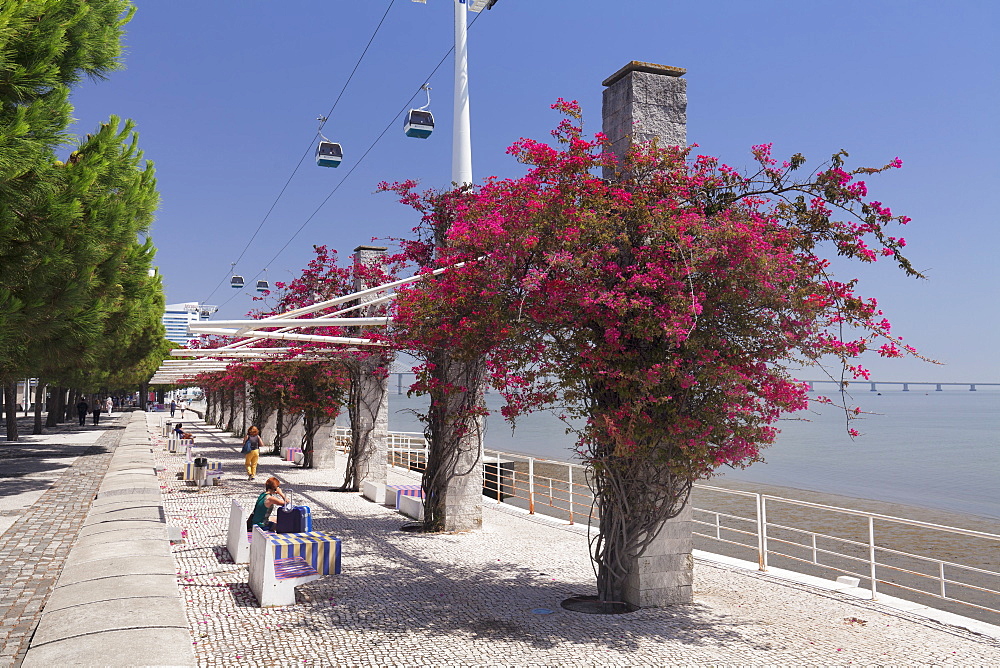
xmin=67 ymin=1 xmax=998 ymax=382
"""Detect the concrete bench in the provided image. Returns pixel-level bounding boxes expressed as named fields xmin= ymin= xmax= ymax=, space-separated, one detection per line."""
xmin=181 ymin=460 xmax=223 ymax=484
xmin=386 ymin=484 xmax=424 ymax=509
xmin=283 ymin=447 xmax=303 ymax=463
xmin=248 ymin=526 xmax=342 ymax=607
xmin=398 ymin=494 xmax=424 ymax=521
xmin=166 ymin=437 xmax=192 ymax=453
xmin=361 ymin=481 xmax=386 ymax=504
xmin=226 ymin=499 xmax=251 ymax=563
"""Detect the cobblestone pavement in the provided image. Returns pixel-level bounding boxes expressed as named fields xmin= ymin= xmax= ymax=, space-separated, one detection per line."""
xmin=0 ymin=415 xmax=127 ymax=668
xmin=151 ymin=415 xmax=1000 ymax=666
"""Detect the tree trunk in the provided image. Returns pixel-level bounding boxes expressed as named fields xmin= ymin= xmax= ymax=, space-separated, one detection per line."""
xmin=302 ymin=414 xmax=317 ymax=469
xmin=32 ymin=383 xmax=45 ymax=434
xmin=273 ymin=402 xmax=284 ymax=454
xmin=4 ymin=381 xmax=18 ymax=441
xmin=65 ymin=389 xmax=77 ymax=421
xmin=46 ymin=386 xmax=62 ymax=427
xmin=224 ymin=387 xmax=236 ymax=433
xmin=341 ymin=355 xmax=390 ymax=491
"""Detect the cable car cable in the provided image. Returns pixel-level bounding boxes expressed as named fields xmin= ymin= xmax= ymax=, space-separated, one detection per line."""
xmin=213 ymin=8 xmax=489 ymax=313
xmin=201 ymin=0 xmax=397 ymax=305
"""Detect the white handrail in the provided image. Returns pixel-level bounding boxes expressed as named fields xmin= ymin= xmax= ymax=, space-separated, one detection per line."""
xmin=359 ymin=429 xmax=1000 ymax=617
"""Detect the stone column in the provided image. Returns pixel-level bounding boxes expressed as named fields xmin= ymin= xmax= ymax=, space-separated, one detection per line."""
xmin=602 ymin=61 xmax=687 ymax=179
xmin=349 ymin=246 xmax=390 ymax=488
xmin=263 ymin=410 xmax=279 ymax=455
xmin=623 ymin=504 xmax=693 ymax=606
xmin=284 ymin=412 xmax=305 ymax=451
xmin=311 ymin=421 xmax=339 ymax=470
xmin=603 ymin=61 xmax=692 ymax=607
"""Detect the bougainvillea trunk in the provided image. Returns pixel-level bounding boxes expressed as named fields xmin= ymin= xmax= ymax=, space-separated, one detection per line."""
xmin=224 ymin=387 xmax=236 ymax=434
xmin=342 ymin=355 xmax=389 ymax=491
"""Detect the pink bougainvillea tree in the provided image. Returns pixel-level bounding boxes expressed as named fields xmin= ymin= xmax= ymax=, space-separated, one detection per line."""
xmin=186 ymin=245 xmax=396 ymax=473
xmin=382 ymin=100 xmax=921 ymax=605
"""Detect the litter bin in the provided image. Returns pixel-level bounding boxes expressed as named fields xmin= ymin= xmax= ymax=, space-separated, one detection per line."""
xmin=162 ymin=420 xmax=174 ymax=437
xmin=193 ymin=457 xmax=208 ymax=488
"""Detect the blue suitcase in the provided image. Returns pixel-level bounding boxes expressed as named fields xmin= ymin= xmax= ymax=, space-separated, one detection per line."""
xmin=276 ymin=505 xmax=312 ymax=533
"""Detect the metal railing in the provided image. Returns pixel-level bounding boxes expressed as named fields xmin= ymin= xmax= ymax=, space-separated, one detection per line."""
xmin=334 ymin=427 xmax=1000 ymax=618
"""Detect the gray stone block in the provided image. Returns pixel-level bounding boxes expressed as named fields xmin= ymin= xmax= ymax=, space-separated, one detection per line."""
xmin=64 ymin=538 xmax=169 ymax=566
xmin=44 ymin=574 xmax=181 ymax=612
xmin=82 ymin=505 xmax=164 ymax=525
xmin=634 ymin=552 xmax=694 ymax=573
xmin=91 ymin=493 xmax=161 ymax=509
xmin=22 ymin=627 xmax=195 ymax=667
xmin=625 ymin=583 xmax=692 ymax=608
xmin=628 ymin=569 xmax=694 ymax=590
xmin=77 ymin=519 xmax=165 ymax=539
xmin=56 ymin=554 xmax=177 ymax=587
xmin=73 ymin=527 xmax=167 ymax=549
xmin=31 ymin=596 xmax=188 ymax=646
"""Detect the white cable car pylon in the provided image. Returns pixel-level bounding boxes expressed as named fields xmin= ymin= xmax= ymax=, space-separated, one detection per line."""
xmin=404 ymin=84 xmax=435 ymax=138
xmin=413 ymin=0 xmax=501 ymax=185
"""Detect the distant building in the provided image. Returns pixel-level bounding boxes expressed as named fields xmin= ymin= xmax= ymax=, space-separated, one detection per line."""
xmin=163 ymin=302 xmax=218 ymax=345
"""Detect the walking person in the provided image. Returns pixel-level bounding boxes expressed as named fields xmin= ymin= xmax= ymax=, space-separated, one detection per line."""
xmin=92 ymin=399 xmax=102 ymax=425
xmin=247 ymin=477 xmax=289 ymax=531
xmin=179 ymin=399 xmax=186 ymax=418
xmin=105 ymin=396 xmax=113 ymax=416
xmin=169 ymin=399 xmax=177 ymax=417
xmin=242 ymin=426 xmax=265 ymax=480
xmin=76 ymin=398 xmax=89 ymax=426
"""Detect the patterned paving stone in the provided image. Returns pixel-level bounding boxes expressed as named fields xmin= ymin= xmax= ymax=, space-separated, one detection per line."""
xmin=154 ymin=415 xmax=1000 ymax=666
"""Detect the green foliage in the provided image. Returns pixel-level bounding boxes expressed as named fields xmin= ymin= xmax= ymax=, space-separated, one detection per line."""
xmin=0 ymin=1 xmax=168 ymax=394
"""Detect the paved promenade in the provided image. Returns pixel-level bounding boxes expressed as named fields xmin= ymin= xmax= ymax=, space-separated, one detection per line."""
xmin=148 ymin=415 xmax=999 ymax=666
xmin=2 ymin=411 xmax=999 ymax=665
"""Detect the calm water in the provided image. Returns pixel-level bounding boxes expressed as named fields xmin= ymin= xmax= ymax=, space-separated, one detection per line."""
xmin=386 ymin=388 xmax=1000 ymax=520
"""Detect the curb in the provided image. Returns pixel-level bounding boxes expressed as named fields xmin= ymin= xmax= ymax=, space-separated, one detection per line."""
xmin=22 ymin=412 xmax=196 ymax=667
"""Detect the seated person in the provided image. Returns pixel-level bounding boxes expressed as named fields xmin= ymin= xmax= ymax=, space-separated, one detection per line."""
xmin=248 ymin=477 xmax=289 ymax=532
xmin=173 ymin=423 xmax=194 ymax=440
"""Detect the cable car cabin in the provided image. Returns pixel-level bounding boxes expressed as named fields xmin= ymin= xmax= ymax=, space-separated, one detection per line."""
xmin=231 ymin=275 xmax=245 ymax=289
xmin=255 ymin=279 xmax=269 ymax=293
xmin=404 ymin=110 xmax=434 ymax=139
xmin=315 ymin=141 xmax=343 ymax=167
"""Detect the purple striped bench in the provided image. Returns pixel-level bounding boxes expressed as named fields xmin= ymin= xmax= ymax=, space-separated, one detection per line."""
xmin=248 ymin=526 xmax=342 ymax=606
xmin=385 ymin=484 xmax=424 ymax=509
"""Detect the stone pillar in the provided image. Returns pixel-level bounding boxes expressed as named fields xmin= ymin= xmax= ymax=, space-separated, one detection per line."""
xmin=349 ymin=246 xmax=390 ymax=488
xmin=311 ymin=421 xmax=338 ymax=470
xmin=442 ymin=417 xmax=483 ymax=532
xmin=602 ymin=61 xmax=687 ymax=180
xmin=263 ymin=410 xmax=279 ymax=454
xmin=603 ymin=61 xmax=692 ymax=607
xmin=623 ymin=504 xmax=693 ymax=606
xmin=285 ymin=412 xmax=305 ymax=451
xmin=438 ymin=358 xmax=485 ymax=533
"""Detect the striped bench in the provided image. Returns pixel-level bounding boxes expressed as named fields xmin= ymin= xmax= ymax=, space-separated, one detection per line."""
xmin=386 ymin=484 xmax=424 ymax=509
xmin=249 ymin=526 xmax=342 ymax=607
xmin=166 ymin=438 xmax=193 ymax=453
xmin=182 ymin=460 xmax=223 ymax=481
